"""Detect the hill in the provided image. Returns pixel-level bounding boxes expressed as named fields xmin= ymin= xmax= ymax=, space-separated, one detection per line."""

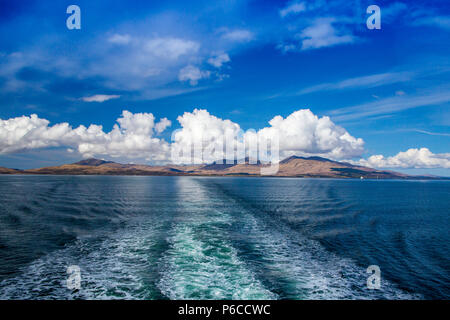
xmin=0 ymin=167 xmax=19 ymax=174
xmin=0 ymin=156 xmax=424 ymax=179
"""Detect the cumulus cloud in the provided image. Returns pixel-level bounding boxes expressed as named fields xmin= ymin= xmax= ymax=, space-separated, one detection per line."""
xmin=170 ymin=108 xmax=365 ymax=164
xmin=155 ymin=118 xmax=171 ymax=134
xmin=0 ymin=108 xmax=365 ymax=163
xmin=178 ymin=65 xmax=210 ymax=85
xmin=0 ymin=111 xmax=171 ymax=160
xmin=207 ymin=53 xmax=231 ymax=68
xmin=0 ymin=114 xmax=72 ymax=154
xmin=7 ymin=109 xmax=448 ymax=170
xmin=81 ymin=94 xmax=121 ymax=102
xmin=171 ymin=109 xmax=243 ymax=164
xmin=256 ymin=109 xmax=365 ymax=159
xmin=280 ymin=1 xmax=306 ymax=18
xmin=357 ymin=148 xmax=450 ymax=169
xmin=75 ymin=111 xmax=171 ymax=160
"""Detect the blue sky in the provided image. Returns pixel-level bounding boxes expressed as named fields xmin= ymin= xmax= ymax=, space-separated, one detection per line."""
xmin=0 ymin=0 xmax=449 ymax=175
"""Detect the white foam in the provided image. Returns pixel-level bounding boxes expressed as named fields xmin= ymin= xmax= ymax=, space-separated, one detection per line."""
xmin=158 ymin=178 xmax=276 ymax=299
xmin=0 ymin=217 xmax=163 ymax=299
xmin=192 ymin=178 xmax=420 ymax=300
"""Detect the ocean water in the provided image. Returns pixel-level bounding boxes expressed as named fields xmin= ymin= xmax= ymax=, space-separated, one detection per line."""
xmin=0 ymin=175 xmax=448 ymax=300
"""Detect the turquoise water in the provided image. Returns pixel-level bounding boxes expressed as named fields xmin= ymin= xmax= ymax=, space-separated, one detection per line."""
xmin=0 ymin=176 xmax=448 ymax=299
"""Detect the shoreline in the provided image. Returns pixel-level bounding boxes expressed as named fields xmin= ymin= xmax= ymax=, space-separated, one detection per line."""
xmin=0 ymin=172 xmax=448 ymax=180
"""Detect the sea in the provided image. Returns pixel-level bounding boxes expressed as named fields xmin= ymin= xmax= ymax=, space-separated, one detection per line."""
xmin=0 ymin=175 xmax=448 ymax=299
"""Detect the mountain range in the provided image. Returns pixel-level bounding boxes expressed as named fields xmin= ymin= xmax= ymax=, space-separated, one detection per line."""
xmin=0 ymin=156 xmax=443 ymax=179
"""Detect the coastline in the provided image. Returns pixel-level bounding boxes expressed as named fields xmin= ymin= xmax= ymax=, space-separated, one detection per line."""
xmin=1 ymin=172 xmax=448 ymax=180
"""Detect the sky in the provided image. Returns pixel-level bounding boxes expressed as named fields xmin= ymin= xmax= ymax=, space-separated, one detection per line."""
xmin=0 ymin=0 xmax=449 ymax=176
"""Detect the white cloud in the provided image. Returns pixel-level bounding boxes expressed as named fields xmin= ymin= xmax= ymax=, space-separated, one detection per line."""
xmin=207 ymin=53 xmax=231 ymax=68
xmin=256 ymin=109 xmax=365 ymax=159
xmin=0 ymin=111 xmax=171 ymax=161
xmin=300 ymin=18 xmax=354 ymax=50
xmin=145 ymin=37 xmax=200 ymax=60
xmin=8 ymin=110 xmax=449 ymax=170
xmin=178 ymin=65 xmax=210 ymax=85
xmin=331 ymin=87 xmax=450 ymax=121
xmin=0 ymin=35 xmax=206 ymax=100
xmin=221 ymin=29 xmax=254 ymax=42
xmin=357 ymin=148 xmax=450 ymax=169
xmin=170 ymin=108 xmax=365 ymax=164
xmin=298 ymin=72 xmax=413 ymax=95
xmin=412 ymin=129 xmax=450 ymax=137
xmin=155 ymin=117 xmax=171 ymax=134
xmin=171 ymin=109 xmax=243 ymax=164
xmin=0 ymin=114 xmax=72 ymax=154
xmin=0 ymin=15 xmax=253 ymax=100
xmin=108 ymin=34 xmax=131 ymax=45
xmin=0 ymin=109 xmax=364 ymax=163
xmin=280 ymin=1 xmax=306 ymax=18
xmin=81 ymin=94 xmax=121 ymax=103
xmin=74 ymin=111 xmax=171 ymax=160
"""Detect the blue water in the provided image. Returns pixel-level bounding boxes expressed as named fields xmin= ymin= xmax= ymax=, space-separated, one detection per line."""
xmin=0 ymin=176 xmax=448 ymax=299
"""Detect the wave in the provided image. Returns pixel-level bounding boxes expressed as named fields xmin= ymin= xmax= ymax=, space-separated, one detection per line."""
xmin=0 ymin=176 xmax=432 ymax=299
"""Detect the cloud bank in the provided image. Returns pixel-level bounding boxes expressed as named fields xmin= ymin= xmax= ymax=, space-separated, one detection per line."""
xmin=357 ymin=148 xmax=450 ymax=169
xmin=0 ymin=108 xmax=364 ymax=163
xmin=1 ymin=109 xmax=447 ymax=169
xmin=0 ymin=111 xmax=171 ymax=161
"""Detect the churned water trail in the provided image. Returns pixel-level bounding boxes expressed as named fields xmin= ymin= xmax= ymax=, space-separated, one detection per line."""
xmin=157 ymin=177 xmax=276 ymax=299
xmin=194 ymin=179 xmax=416 ymax=299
